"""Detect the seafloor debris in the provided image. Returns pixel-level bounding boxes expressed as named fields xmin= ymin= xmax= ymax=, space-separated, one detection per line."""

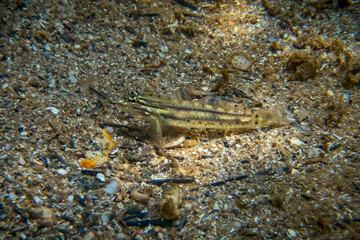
xmin=1 ymin=0 xmax=359 ymax=239
xmin=79 ymin=128 xmax=116 ymax=168
xmin=287 ymin=51 xmax=320 ymax=81
xmin=159 ymin=185 xmax=182 ymax=220
xmin=230 ymin=52 xmax=253 ymax=71
xmin=339 ymin=57 xmax=360 ymax=88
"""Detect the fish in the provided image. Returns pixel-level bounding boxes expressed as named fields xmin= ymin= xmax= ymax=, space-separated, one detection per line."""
xmin=116 ymin=91 xmax=294 ymax=147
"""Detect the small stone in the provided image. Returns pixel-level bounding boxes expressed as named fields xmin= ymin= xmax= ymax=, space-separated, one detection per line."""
xmin=33 ymin=196 xmax=44 ymax=205
xmin=5 ymin=143 xmax=12 ymax=151
xmin=106 ymin=127 xmax=114 ymax=134
xmin=130 ymin=191 xmax=149 ymax=204
xmin=19 ymin=233 xmax=26 ymax=240
xmin=18 ymin=156 xmax=26 ymax=165
xmin=291 ymin=168 xmax=300 ymax=175
xmin=9 ymin=192 xmax=17 ymax=201
xmin=96 ymin=173 xmax=106 ymax=182
xmin=231 ymin=53 xmax=252 ymax=71
xmin=45 ymin=44 xmax=51 ymax=51
xmin=101 ymin=214 xmax=109 ymax=224
xmin=45 ymin=107 xmax=59 ymax=115
xmin=104 ymin=181 xmax=120 ymax=194
xmin=67 ymin=195 xmax=74 ymax=202
xmin=69 ymin=75 xmax=77 ymax=83
xmin=288 ymin=229 xmax=297 ymax=237
xmin=57 ymin=169 xmax=68 ymax=175
xmin=327 ymin=90 xmax=334 ymax=97
xmin=160 ymin=45 xmax=168 ymax=52
xmin=289 ymin=137 xmax=304 ymax=146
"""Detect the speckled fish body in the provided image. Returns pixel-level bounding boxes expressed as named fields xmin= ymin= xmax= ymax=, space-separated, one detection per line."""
xmin=117 ymin=92 xmax=293 ymax=133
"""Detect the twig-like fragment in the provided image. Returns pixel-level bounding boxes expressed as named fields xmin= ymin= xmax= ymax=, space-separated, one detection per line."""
xmin=190 ymin=167 xmax=290 ymax=191
xmin=145 ymin=177 xmax=195 ymax=186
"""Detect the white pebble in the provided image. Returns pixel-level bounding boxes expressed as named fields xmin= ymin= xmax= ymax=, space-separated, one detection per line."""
xmin=9 ymin=192 xmax=17 ymax=201
xmin=45 ymin=107 xmax=59 ymax=115
xmin=69 ymin=75 xmax=77 ymax=83
xmin=288 ymin=229 xmax=297 ymax=237
xmin=101 ymin=214 xmax=109 ymax=224
xmin=231 ymin=54 xmax=252 ymax=71
xmin=5 ymin=144 xmax=12 ymax=151
xmin=96 ymin=173 xmax=106 ymax=182
xmin=291 ymin=168 xmax=300 ymax=175
xmin=18 ymin=156 xmax=26 ymax=165
xmin=20 ymin=131 xmax=28 ymax=136
xmin=67 ymin=195 xmax=74 ymax=202
xmin=289 ymin=137 xmax=304 ymax=146
xmin=45 ymin=44 xmax=51 ymax=51
xmin=49 ymin=78 xmax=56 ymax=87
xmin=106 ymin=127 xmax=114 ymax=134
xmin=104 ymin=181 xmax=120 ymax=194
xmin=33 ymin=196 xmax=44 ymax=205
xmin=57 ymin=169 xmax=68 ymax=175
xmin=160 ymin=45 xmax=168 ymax=52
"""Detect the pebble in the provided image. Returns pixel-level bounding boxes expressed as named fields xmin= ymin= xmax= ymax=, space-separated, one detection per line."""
xmin=57 ymin=169 xmax=68 ymax=175
xmin=5 ymin=143 xmax=11 ymax=151
xmin=106 ymin=127 xmax=114 ymax=134
xmin=130 ymin=191 xmax=149 ymax=204
xmin=69 ymin=75 xmax=77 ymax=83
xmin=231 ymin=53 xmax=252 ymax=71
xmin=45 ymin=44 xmax=51 ymax=51
xmin=291 ymin=168 xmax=300 ymax=175
xmin=33 ymin=196 xmax=44 ymax=205
xmin=288 ymin=229 xmax=297 ymax=237
xmin=66 ymin=195 xmax=73 ymax=202
xmin=104 ymin=181 xmax=120 ymax=194
xmin=9 ymin=192 xmax=17 ymax=201
xmin=327 ymin=89 xmax=334 ymax=97
xmin=18 ymin=156 xmax=26 ymax=165
xmin=160 ymin=45 xmax=168 ymax=52
xmin=101 ymin=214 xmax=109 ymax=224
xmin=45 ymin=107 xmax=59 ymax=115
xmin=96 ymin=173 xmax=106 ymax=182
xmin=289 ymin=137 xmax=304 ymax=146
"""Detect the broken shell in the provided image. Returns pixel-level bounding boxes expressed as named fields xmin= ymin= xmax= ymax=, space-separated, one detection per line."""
xmin=231 ymin=53 xmax=252 ymax=71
